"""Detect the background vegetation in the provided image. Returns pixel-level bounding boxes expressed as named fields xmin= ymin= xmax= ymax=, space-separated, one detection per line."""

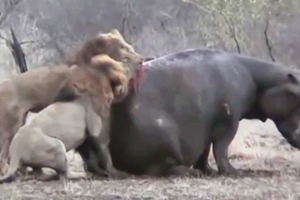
xmin=0 ymin=0 xmax=300 ymax=199
xmin=1 ymin=0 xmax=300 ymax=74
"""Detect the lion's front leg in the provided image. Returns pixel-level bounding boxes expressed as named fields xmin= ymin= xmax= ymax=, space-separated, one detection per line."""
xmin=0 ymin=134 xmax=12 ymax=175
xmin=0 ymin=110 xmax=29 ymax=175
xmin=109 ymin=70 xmax=129 ymax=103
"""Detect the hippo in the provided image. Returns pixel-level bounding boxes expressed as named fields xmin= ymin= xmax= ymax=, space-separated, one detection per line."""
xmin=76 ymin=48 xmax=300 ymax=177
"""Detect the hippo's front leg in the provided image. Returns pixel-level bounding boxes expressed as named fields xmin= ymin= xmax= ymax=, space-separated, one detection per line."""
xmin=211 ymin=102 xmax=240 ymax=176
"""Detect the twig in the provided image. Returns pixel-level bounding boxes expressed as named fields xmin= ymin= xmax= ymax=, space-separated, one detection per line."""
xmin=181 ymin=0 xmax=211 ymax=14
xmin=54 ymin=41 xmax=66 ymax=62
xmin=121 ymin=17 xmax=126 ymax=36
xmin=19 ymin=40 xmax=37 ymax=45
xmin=220 ymin=12 xmax=241 ymax=54
xmin=264 ymin=20 xmax=275 ymax=62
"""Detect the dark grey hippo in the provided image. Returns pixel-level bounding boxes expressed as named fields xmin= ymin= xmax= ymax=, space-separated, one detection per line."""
xmin=76 ymin=48 xmax=300 ymax=177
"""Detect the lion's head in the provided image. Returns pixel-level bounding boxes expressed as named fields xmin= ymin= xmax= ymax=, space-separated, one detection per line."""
xmin=90 ymin=54 xmax=129 ymax=102
xmin=70 ymin=54 xmax=131 ymax=117
xmin=68 ymin=29 xmax=143 ymax=80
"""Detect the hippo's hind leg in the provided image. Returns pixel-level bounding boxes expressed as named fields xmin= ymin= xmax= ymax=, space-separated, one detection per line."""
xmin=212 ymin=116 xmax=240 ymax=175
xmin=193 ymin=144 xmax=217 ymax=176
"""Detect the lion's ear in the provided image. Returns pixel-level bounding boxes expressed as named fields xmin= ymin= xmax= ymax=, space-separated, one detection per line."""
xmin=110 ymin=29 xmax=125 ymax=41
xmin=97 ymin=32 xmax=113 ymax=40
xmin=111 ymin=29 xmax=122 ymax=37
xmin=72 ymin=81 xmax=88 ymax=95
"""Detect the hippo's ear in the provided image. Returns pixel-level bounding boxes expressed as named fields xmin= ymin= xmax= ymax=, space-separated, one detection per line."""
xmin=260 ymin=86 xmax=298 ymax=118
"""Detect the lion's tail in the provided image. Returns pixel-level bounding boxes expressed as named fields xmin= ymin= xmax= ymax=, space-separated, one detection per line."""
xmin=0 ymin=156 xmax=20 ymax=183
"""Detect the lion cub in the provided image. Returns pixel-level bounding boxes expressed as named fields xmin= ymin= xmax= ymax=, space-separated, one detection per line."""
xmin=0 ymin=55 xmax=128 ymax=188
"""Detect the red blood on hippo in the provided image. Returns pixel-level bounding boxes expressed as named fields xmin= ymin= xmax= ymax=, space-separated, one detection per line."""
xmin=129 ymin=64 xmax=147 ymax=93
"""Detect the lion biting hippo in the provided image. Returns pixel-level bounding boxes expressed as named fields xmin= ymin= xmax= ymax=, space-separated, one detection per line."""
xmin=0 ymin=29 xmax=143 ymax=176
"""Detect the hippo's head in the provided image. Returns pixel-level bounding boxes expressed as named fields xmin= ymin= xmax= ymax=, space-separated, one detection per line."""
xmin=260 ymin=73 xmax=300 ymax=148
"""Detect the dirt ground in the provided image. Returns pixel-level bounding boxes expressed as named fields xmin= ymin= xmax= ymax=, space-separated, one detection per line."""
xmin=1 ymin=120 xmax=300 ymax=200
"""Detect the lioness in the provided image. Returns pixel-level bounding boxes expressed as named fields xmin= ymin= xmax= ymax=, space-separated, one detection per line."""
xmin=0 ymin=55 xmax=128 ymax=187
xmin=0 ymin=29 xmax=143 ymax=174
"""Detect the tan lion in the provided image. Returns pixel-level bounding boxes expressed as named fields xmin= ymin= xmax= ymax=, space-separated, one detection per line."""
xmin=0 ymin=29 xmax=143 ymax=174
xmin=0 ymin=55 xmax=128 ymax=188
xmin=67 ymin=29 xmax=143 ymax=79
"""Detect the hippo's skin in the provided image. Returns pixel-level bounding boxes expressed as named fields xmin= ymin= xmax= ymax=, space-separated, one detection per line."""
xmin=77 ymin=48 xmax=300 ymax=177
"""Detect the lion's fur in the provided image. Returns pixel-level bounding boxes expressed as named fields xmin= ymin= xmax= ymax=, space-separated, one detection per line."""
xmin=0 ymin=93 xmax=105 ymax=184
xmin=66 ymin=29 xmax=143 ymax=79
xmin=0 ymin=29 xmax=143 ymax=179
xmin=0 ymin=54 xmax=132 ymax=175
xmin=0 ymin=54 xmax=132 ymax=183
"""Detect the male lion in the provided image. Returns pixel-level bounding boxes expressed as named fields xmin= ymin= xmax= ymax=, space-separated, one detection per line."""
xmin=67 ymin=29 xmax=143 ymax=79
xmin=0 ymin=56 xmax=127 ymax=188
xmin=0 ymin=53 xmax=132 ymax=175
xmin=0 ymin=29 xmax=143 ymax=174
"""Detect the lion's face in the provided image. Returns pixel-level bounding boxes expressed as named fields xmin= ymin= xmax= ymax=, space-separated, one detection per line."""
xmin=90 ymin=55 xmax=130 ymax=103
xmin=94 ymin=30 xmax=144 ymax=79
xmin=71 ymin=53 xmax=131 ymax=117
xmin=72 ymin=30 xmax=143 ymax=81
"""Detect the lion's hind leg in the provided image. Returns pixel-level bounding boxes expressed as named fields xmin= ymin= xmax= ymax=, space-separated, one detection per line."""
xmin=0 ymin=155 xmax=21 ymax=183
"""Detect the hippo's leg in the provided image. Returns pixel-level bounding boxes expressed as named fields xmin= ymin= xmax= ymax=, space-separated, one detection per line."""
xmin=212 ymin=119 xmax=240 ymax=175
xmin=193 ymin=144 xmax=216 ymax=176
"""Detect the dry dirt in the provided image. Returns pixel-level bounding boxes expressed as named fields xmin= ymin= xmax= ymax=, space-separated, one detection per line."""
xmin=0 ymin=120 xmax=300 ymax=200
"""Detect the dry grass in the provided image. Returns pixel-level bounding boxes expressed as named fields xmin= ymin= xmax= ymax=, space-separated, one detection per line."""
xmin=0 ymin=119 xmax=300 ymax=199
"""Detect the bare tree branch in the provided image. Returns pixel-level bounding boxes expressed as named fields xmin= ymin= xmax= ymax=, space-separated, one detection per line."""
xmin=19 ymin=40 xmax=37 ymax=45
xmin=181 ymin=0 xmax=211 ymax=14
xmin=1 ymin=28 xmax=28 ymax=73
xmin=120 ymin=17 xmax=126 ymax=36
xmin=264 ymin=19 xmax=275 ymax=62
xmin=0 ymin=0 xmax=24 ymax=26
xmin=9 ymin=27 xmax=28 ymax=73
xmin=54 ymin=41 xmax=66 ymax=62
xmin=220 ymin=12 xmax=241 ymax=54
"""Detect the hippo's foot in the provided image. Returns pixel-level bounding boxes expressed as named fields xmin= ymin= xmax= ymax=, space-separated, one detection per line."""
xmin=163 ymin=165 xmax=203 ymax=178
xmin=107 ymin=168 xmax=133 ymax=180
xmin=194 ymin=162 xmax=217 ymax=177
xmin=85 ymin=167 xmax=109 ymax=178
xmin=202 ymin=166 xmax=217 ymax=176
xmin=218 ymin=166 xmax=242 ymax=177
